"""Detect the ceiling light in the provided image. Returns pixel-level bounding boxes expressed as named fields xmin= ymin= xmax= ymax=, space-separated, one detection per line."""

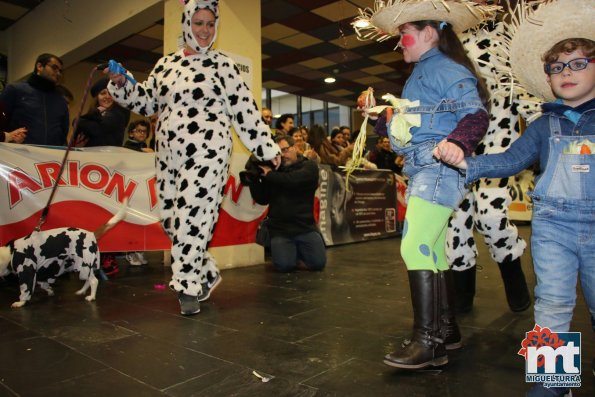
xmin=324 ymin=77 xmax=336 ymax=84
xmin=354 ymin=20 xmax=371 ymax=28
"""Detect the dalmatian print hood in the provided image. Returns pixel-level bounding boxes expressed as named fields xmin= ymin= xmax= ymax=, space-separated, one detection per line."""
xmin=182 ymin=0 xmax=219 ymax=54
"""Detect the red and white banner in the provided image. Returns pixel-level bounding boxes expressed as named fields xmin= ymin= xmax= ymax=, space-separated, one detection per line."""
xmin=0 ymin=144 xmax=266 ymax=251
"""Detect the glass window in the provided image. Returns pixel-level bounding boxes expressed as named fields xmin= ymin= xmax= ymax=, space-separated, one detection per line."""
xmin=267 ymin=89 xmax=297 ymax=128
xmin=261 ymin=90 xmax=353 ymax=135
xmin=301 ymin=97 xmax=324 ymax=129
xmin=328 ymin=105 xmax=340 ymax=131
xmin=328 ymin=103 xmax=351 ymax=131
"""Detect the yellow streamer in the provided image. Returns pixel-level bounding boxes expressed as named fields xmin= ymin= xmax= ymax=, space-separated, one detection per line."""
xmin=346 ymin=93 xmax=420 ymax=190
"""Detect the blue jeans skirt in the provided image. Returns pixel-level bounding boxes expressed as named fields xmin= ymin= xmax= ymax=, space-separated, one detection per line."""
xmin=400 ymin=140 xmax=467 ymax=210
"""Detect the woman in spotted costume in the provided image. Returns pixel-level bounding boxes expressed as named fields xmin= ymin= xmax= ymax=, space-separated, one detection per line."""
xmin=446 ymin=17 xmax=537 ymax=314
xmin=107 ymin=0 xmax=279 ymax=315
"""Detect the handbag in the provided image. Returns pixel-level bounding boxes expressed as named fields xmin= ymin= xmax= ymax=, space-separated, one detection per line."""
xmin=255 ymin=217 xmax=271 ymax=247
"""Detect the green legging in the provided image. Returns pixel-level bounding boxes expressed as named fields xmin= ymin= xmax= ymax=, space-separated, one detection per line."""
xmin=401 ymin=196 xmax=453 ymax=272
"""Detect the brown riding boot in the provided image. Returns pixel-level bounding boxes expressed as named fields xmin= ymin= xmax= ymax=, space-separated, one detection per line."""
xmin=384 ymin=271 xmax=448 ymax=369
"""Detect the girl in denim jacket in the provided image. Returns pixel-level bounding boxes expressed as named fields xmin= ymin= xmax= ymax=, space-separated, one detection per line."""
xmin=354 ymin=0 xmax=495 ymax=370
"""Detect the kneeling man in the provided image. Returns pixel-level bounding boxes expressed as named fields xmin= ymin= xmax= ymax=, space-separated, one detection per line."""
xmin=248 ymin=135 xmax=326 ymax=272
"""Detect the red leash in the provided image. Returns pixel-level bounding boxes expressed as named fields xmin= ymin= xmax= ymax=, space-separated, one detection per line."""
xmin=34 ymin=65 xmax=104 ymax=231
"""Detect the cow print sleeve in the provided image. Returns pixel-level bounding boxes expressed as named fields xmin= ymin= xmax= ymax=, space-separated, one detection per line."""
xmin=218 ymin=55 xmax=279 ymax=161
xmin=108 ymin=56 xmax=167 ymax=117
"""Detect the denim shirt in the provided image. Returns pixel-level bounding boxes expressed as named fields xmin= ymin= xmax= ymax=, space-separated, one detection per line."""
xmin=466 ymin=98 xmax=595 ymax=184
xmin=402 ymin=47 xmax=485 ymax=146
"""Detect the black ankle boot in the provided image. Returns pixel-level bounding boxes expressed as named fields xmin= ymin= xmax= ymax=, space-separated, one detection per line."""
xmin=439 ymin=270 xmax=462 ymax=350
xmin=384 ymin=271 xmax=447 ymax=369
xmin=453 ymin=267 xmax=476 ymax=313
xmin=498 ymin=257 xmax=531 ymax=312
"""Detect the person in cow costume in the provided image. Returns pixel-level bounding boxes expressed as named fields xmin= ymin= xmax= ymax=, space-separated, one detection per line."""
xmin=446 ymin=3 xmax=541 ymax=314
xmin=107 ymin=0 xmax=280 ymax=315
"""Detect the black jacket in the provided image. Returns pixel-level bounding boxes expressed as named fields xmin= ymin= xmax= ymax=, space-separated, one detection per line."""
xmin=249 ymin=156 xmax=319 ymax=238
xmin=373 ymin=149 xmax=402 ymax=174
xmin=123 ymin=138 xmax=148 ymax=152
xmin=0 ymin=74 xmax=69 ymax=146
xmin=76 ymin=105 xmax=130 ymax=147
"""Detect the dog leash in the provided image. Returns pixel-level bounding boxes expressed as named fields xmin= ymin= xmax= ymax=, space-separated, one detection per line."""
xmin=35 ymin=61 xmax=136 ymax=231
xmin=34 ymin=65 xmax=105 ymax=232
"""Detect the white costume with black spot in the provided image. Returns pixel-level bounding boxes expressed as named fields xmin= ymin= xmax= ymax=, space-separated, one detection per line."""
xmin=447 ymin=24 xmax=533 ymax=270
xmin=109 ymin=0 xmax=278 ymax=296
xmin=7 ymin=228 xmax=99 ymax=304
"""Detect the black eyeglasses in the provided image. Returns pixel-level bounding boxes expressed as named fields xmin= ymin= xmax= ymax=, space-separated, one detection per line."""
xmin=46 ymin=63 xmax=63 ymax=73
xmin=544 ymin=58 xmax=593 ymax=75
xmin=280 ymin=146 xmax=291 ymax=153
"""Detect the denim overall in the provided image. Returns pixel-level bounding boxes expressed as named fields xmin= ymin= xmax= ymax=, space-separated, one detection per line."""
xmin=393 ymin=98 xmax=484 ymax=210
xmin=530 ymin=116 xmax=595 ymax=332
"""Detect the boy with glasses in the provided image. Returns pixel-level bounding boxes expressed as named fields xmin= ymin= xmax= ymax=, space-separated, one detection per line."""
xmin=124 ymin=120 xmax=154 ymax=153
xmin=122 ymin=119 xmax=154 ymax=267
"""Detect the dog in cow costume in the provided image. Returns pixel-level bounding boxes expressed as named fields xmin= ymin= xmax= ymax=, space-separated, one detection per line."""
xmin=445 ymin=17 xmax=541 ymax=314
xmin=0 ymin=204 xmax=126 ymax=308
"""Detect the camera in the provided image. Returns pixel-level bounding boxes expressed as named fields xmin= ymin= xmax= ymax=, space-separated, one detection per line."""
xmin=239 ymin=155 xmax=274 ymax=186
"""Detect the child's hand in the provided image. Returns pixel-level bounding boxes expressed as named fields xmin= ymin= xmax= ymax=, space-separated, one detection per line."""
xmin=357 ymin=87 xmax=378 ymax=118
xmin=433 ymin=139 xmax=467 ymax=169
xmin=450 ymin=158 xmax=468 ymax=170
xmin=357 ymin=87 xmax=374 ymax=109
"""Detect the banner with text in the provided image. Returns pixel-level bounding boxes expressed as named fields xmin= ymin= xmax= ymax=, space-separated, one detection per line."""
xmin=0 ymin=144 xmax=266 ymax=251
xmin=317 ymin=165 xmax=399 ymax=246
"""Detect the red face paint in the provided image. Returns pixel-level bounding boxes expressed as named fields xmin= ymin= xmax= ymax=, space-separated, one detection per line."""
xmin=400 ymin=34 xmax=416 ymax=48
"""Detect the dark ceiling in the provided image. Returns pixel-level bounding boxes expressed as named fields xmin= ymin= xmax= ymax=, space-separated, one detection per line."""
xmin=1 ymin=0 xmax=411 ymax=106
xmin=0 ymin=0 xmax=43 ymax=30
xmin=260 ymin=0 xmax=409 ymax=106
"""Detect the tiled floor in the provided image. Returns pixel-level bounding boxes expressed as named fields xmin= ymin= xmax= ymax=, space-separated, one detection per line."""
xmin=0 ymin=225 xmax=592 ymax=396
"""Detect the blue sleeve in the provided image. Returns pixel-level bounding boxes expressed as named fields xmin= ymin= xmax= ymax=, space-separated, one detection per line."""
xmin=443 ymin=72 xmax=483 ymax=121
xmin=465 ymin=122 xmax=544 ymax=183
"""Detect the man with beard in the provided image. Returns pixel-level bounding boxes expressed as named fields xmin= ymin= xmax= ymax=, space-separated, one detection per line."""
xmin=0 ymin=53 xmax=69 ymax=146
xmin=247 ymin=135 xmax=326 ymax=272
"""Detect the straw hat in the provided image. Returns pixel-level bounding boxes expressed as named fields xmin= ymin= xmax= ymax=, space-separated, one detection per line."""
xmin=507 ymin=0 xmax=595 ymax=102
xmin=353 ymin=0 xmax=499 ymax=43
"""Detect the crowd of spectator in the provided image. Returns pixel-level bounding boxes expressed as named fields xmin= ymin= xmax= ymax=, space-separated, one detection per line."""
xmin=0 ymin=51 xmax=404 ymax=279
